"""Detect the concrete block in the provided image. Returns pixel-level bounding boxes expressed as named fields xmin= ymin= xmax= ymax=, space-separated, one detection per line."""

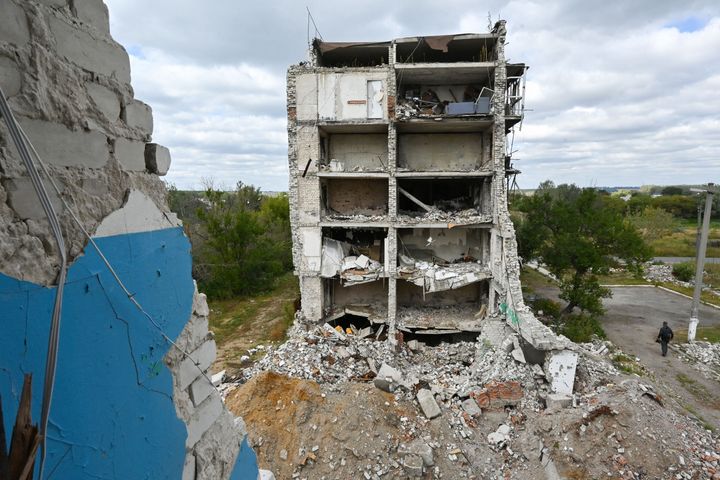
xmin=125 ymin=99 xmax=153 ymax=136
xmin=48 ymin=15 xmax=131 ymax=84
xmin=73 ymin=0 xmax=110 ymax=35
xmin=182 ymin=453 xmax=196 ymax=480
xmin=402 ymin=454 xmax=424 ymax=477
xmin=144 ymin=143 xmax=171 ymax=175
xmin=546 ymin=393 xmax=572 ymax=410
xmin=0 ymin=56 xmax=23 ymax=97
xmin=86 ymin=82 xmax=120 ymax=121
xmin=18 ymin=118 xmax=109 ymax=168
xmin=189 ymin=376 xmax=215 ymax=407
xmin=398 ymin=440 xmax=434 ymax=467
xmin=211 ymin=370 xmax=225 ymax=387
xmin=5 ymin=177 xmax=63 ymax=220
xmin=373 ymin=363 xmax=402 ymax=393
xmin=0 ymin=2 xmax=30 ymax=47
xmin=545 ymin=350 xmax=578 ymax=395
xmin=192 ymin=290 xmax=210 ymax=317
xmin=416 ymin=389 xmax=441 ymax=419
xmin=94 ymin=189 xmax=180 ymax=237
xmin=461 ymin=398 xmax=482 ymax=417
xmin=114 ymin=138 xmax=146 ymax=171
xmin=185 ymin=391 xmax=223 ymax=448
xmin=177 ymin=339 xmax=217 ymax=391
xmin=258 ymin=470 xmax=276 ymax=480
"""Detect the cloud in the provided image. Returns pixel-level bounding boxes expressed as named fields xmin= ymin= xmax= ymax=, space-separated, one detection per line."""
xmin=105 ymin=0 xmax=720 ymax=190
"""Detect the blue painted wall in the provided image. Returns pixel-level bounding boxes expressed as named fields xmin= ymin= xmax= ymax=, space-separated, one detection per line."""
xmin=0 ymin=226 xmax=258 ymax=479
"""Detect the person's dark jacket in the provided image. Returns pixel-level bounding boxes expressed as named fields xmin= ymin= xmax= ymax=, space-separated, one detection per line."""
xmin=659 ymin=325 xmax=674 ymax=342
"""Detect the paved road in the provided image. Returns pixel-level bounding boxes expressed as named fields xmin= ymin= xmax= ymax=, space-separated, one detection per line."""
xmin=654 ymin=256 xmax=720 ymax=264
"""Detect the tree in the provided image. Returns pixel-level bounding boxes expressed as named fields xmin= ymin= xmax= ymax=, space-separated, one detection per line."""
xmin=195 ymin=184 xmax=292 ymax=298
xmin=628 ymin=206 xmax=677 ymax=240
xmin=661 ymin=186 xmax=684 ymax=196
xmin=516 ymin=182 xmax=651 ymax=316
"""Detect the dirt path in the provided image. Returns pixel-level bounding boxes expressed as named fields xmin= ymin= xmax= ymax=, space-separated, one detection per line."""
xmin=528 ymin=276 xmax=720 ymax=431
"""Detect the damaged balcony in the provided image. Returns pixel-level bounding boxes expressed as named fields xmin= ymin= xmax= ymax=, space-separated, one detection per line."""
xmin=320 ymin=177 xmax=389 ymax=225
xmin=397 ymin=226 xmax=491 ymax=296
xmin=505 ymin=63 xmax=528 ymax=130
xmin=396 ymin=281 xmax=489 ymax=334
xmin=313 ymin=39 xmax=390 ymax=67
xmin=317 ymin=127 xmax=389 ymax=174
xmin=396 ymin=177 xmax=492 ymax=226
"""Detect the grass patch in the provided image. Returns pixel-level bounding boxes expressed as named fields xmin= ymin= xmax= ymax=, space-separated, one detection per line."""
xmin=520 ymin=266 xmax=558 ymax=290
xmin=560 ymin=313 xmax=607 ymax=343
xmin=612 ymin=353 xmax=648 ymax=376
xmin=657 ymin=282 xmax=720 ymax=308
xmin=208 ymin=272 xmax=299 ymax=347
xmin=676 ymin=373 xmax=719 ymax=408
xmin=649 ymin=226 xmax=720 ymax=257
xmin=674 ymin=325 xmax=720 ymax=343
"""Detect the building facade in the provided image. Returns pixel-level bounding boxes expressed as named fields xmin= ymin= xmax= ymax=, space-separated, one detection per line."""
xmin=287 ymin=22 xmax=562 ymax=347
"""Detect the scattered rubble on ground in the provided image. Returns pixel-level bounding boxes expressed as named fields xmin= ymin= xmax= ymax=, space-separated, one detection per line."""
xmin=222 ymin=316 xmax=720 ymax=479
xmin=673 ymin=341 xmax=720 ymax=383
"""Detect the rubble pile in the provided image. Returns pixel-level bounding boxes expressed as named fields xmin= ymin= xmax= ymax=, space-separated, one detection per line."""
xmin=398 ymin=258 xmax=491 ymax=294
xmin=643 ymin=263 xmax=692 ymax=287
xmin=396 ymin=208 xmax=492 ymax=225
xmin=673 ymin=341 xmax=720 ymax=382
xmin=223 ymin=317 xmax=720 ymax=479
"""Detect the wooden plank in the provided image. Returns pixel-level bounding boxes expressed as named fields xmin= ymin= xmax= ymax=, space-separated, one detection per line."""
xmin=8 ymin=374 xmax=38 ymax=480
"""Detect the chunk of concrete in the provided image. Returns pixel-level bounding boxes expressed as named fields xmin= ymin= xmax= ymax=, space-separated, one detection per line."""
xmin=0 ymin=56 xmax=22 ymax=98
xmin=462 ymin=398 xmax=482 ymax=417
xmin=94 ymin=190 xmax=180 ymax=238
xmin=211 ymin=370 xmax=225 ymax=387
xmin=36 ymin=0 xmax=68 ymax=7
xmin=545 ymin=350 xmax=579 ymax=395
xmin=5 ymin=177 xmax=63 ymax=221
xmin=189 ymin=376 xmax=215 ymax=406
xmin=398 ymin=439 xmax=434 ymax=467
xmin=373 ymin=363 xmax=402 ymax=393
xmin=0 ymin=2 xmax=29 ymax=46
xmin=87 ymin=82 xmax=120 ymax=121
xmin=114 ymin=137 xmax=146 ymax=171
xmin=125 ymin=99 xmax=153 ymax=136
xmin=182 ymin=453 xmax=196 ymax=480
xmin=73 ymin=0 xmax=110 ymax=35
xmin=18 ymin=118 xmax=109 ymax=168
xmin=546 ymin=393 xmax=572 ymax=410
xmin=144 ymin=143 xmax=171 ymax=175
xmin=48 ymin=15 xmax=130 ymax=84
xmin=402 ymin=454 xmax=424 ymax=477
xmin=258 ymin=470 xmax=276 ymax=480
xmin=416 ymin=389 xmax=441 ymax=419
xmin=176 ymin=339 xmax=217 ymax=391
xmin=185 ymin=391 xmax=223 ymax=448
xmin=471 ymin=381 xmax=523 ymax=410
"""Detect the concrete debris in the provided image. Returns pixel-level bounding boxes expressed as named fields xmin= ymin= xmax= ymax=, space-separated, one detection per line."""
xmin=373 ymin=363 xmax=403 ymax=393
xmin=398 ymin=439 xmax=435 ymax=467
xmin=211 ymin=370 xmax=226 ymax=387
xmin=397 ymin=209 xmax=492 ymax=225
xmin=417 ymin=389 xmax=442 ymax=419
xmin=545 ymin=393 xmax=573 ymax=410
xmin=398 ymin=259 xmax=491 ymax=293
xmin=402 ymin=453 xmax=425 ymax=477
xmin=461 ymin=398 xmax=482 ymax=417
xmin=672 ymin=341 xmax=720 ymax=382
xmin=487 ymin=424 xmax=511 ymax=446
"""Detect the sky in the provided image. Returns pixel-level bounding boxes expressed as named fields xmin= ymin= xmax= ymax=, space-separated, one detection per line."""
xmin=105 ymin=0 xmax=720 ymax=192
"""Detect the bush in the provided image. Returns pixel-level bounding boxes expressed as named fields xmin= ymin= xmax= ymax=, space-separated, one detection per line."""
xmin=560 ymin=313 xmax=606 ymax=343
xmin=672 ymin=262 xmax=694 ymax=282
xmin=530 ymin=298 xmax=561 ymax=319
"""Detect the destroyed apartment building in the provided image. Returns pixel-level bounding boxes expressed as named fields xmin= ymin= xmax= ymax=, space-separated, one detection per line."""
xmin=287 ymin=23 xmax=559 ymax=349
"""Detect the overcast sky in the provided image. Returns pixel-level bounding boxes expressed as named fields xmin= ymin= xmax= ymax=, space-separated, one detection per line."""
xmin=105 ymin=0 xmax=720 ymax=192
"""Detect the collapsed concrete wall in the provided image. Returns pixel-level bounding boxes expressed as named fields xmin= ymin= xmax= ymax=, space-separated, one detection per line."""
xmin=0 ymin=1 xmax=259 ymax=478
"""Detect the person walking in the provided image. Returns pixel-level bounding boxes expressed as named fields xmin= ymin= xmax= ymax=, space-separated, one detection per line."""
xmin=657 ymin=321 xmax=674 ymax=357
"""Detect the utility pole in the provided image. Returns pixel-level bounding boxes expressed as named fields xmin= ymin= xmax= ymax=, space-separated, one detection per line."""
xmin=688 ymin=183 xmax=716 ymax=342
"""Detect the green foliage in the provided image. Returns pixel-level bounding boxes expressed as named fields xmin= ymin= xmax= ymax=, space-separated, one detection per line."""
xmin=560 ymin=313 xmax=606 ymax=343
xmin=672 ymin=262 xmax=695 ymax=282
xmin=661 ymin=186 xmax=684 ymax=196
xmin=195 ymin=182 xmax=292 ymax=299
xmin=515 ymin=182 xmax=651 ymax=316
xmin=530 ymin=298 xmax=561 ymax=319
xmin=628 ymin=206 xmax=677 ymax=241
